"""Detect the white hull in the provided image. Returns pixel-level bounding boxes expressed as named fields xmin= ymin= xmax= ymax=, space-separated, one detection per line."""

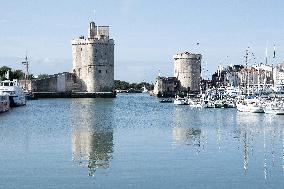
xmin=174 ymin=99 xmax=187 ymax=105
xmin=0 ymin=80 xmax=26 ymax=107
xmin=264 ymin=108 xmax=284 ymax=115
xmin=237 ymin=104 xmax=264 ymax=113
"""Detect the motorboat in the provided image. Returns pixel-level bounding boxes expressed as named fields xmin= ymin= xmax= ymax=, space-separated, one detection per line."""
xmin=214 ymin=100 xmax=224 ymax=108
xmin=224 ymin=100 xmax=236 ymax=108
xmin=159 ymin=98 xmax=173 ymax=103
xmin=236 ymin=99 xmax=264 ymax=113
xmin=187 ymin=98 xmax=202 ymax=108
xmin=264 ymin=102 xmax=284 ymax=115
xmin=173 ymin=96 xmax=187 ymax=105
xmin=0 ymin=80 xmax=26 ymax=107
xmin=0 ymin=94 xmax=10 ymax=113
xmin=203 ymin=100 xmax=215 ymax=108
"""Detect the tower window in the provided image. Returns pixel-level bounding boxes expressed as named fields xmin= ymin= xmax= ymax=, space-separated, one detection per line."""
xmin=81 ymin=48 xmax=82 ymax=51
xmin=106 ymin=70 xmax=107 ymax=73
xmin=99 ymin=70 xmax=101 ymax=73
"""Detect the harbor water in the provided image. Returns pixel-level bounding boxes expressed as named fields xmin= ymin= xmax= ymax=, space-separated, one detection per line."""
xmin=0 ymin=93 xmax=284 ymax=188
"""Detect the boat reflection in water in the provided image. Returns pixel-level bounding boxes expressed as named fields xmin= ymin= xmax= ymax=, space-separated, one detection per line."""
xmin=172 ymin=127 xmax=201 ymax=147
xmin=171 ymin=106 xmax=284 ymax=179
xmin=70 ymin=99 xmax=114 ymax=176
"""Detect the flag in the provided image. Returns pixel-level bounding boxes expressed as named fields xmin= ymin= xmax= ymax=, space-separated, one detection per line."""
xmin=273 ymin=44 xmax=276 ymax=58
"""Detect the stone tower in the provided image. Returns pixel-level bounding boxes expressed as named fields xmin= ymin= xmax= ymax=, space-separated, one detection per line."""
xmin=71 ymin=21 xmax=114 ymax=92
xmin=173 ymin=52 xmax=202 ymax=92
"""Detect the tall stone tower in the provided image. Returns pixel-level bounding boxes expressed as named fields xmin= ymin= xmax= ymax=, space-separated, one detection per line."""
xmin=71 ymin=21 xmax=114 ymax=92
xmin=173 ymin=52 xmax=202 ymax=92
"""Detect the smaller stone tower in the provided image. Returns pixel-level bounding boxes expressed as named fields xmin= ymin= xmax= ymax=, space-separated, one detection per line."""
xmin=173 ymin=52 xmax=202 ymax=92
xmin=71 ymin=21 xmax=114 ymax=92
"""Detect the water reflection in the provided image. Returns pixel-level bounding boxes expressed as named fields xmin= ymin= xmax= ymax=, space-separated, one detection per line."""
xmin=171 ymin=107 xmax=284 ymax=179
xmin=70 ymin=99 xmax=114 ymax=176
xmin=172 ymin=107 xmax=204 ymax=154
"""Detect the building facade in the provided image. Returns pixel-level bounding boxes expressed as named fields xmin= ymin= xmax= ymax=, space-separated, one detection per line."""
xmin=173 ymin=52 xmax=202 ymax=92
xmin=71 ymin=21 xmax=114 ymax=92
xmin=153 ymin=76 xmax=180 ymax=97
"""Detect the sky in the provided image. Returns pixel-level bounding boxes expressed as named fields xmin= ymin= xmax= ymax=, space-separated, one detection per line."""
xmin=0 ymin=0 xmax=284 ymax=83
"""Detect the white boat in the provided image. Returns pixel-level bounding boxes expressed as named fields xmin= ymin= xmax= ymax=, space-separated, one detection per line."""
xmin=0 ymin=94 xmax=10 ymax=113
xmin=173 ymin=97 xmax=187 ymax=105
xmin=236 ymin=100 xmax=264 ymax=113
xmin=214 ymin=100 xmax=224 ymax=108
xmin=264 ymin=103 xmax=284 ymax=115
xmin=142 ymin=85 xmax=148 ymax=93
xmin=224 ymin=100 xmax=236 ymax=108
xmin=203 ymin=100 xmax=215 ymax=108
xmin=0 ymin=80 xmax=26 ymax=107
xmin=187 ymin=98 xmax=202 ymax=108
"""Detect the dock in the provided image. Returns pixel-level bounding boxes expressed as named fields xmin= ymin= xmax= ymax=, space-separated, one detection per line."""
xmin=33 ymin=92 xmax=116 ymax=98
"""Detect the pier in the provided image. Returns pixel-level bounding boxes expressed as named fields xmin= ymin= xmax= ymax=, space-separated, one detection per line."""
xmin=33 ymin=92 xmax=116 ymax=98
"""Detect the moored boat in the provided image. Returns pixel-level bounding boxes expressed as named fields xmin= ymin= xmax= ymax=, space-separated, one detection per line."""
xmin=173 ymin=96 xmax=187 ymax=105
xmin=264 ymin=102 xmax=284 ymax=115
xmin=0 ymin=80 xmax=26 ymax=107
xmin=236 ymin=99 xmax=264 ymax=113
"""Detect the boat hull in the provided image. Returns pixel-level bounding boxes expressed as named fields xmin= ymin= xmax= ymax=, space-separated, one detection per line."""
xmin=264 ymin=108 xmax=284 ymax=115
xmin=237 ymin=104 xmax=264 ymax=113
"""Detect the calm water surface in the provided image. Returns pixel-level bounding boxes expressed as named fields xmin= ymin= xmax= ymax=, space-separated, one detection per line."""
xmin=0 ymin=94 xmax=284 ymax=188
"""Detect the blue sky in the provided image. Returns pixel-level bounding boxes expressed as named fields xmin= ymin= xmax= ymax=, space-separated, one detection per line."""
xmin=0 ymin=0 xmax=283 ymax=82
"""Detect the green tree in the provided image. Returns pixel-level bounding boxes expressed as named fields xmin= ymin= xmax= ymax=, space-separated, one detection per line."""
xmin=37 ymin=74 xmax=50 ymax=79
xmin=10 ymin=70 xmax=25 ymax=80
xmin=0 ymin=66 xmax=12 ymax=80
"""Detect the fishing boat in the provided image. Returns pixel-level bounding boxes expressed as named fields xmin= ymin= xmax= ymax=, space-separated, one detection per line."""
xmin=0 ymin=80 xmax=26 ymax=107
xmin=264 ymin=102 xmax=284 ymax=115
xmin=0 ymin=94 xmax=10 ymax=113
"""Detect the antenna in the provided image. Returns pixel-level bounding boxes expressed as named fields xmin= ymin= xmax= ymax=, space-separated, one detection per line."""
xmin=93 ymin=9 xmax=96 ymax=21
xmin=22 ymin=51 xmax=29 ymax=91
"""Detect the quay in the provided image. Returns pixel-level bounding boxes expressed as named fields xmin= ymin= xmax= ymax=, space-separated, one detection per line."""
xmin=32 ymin=92 xmax=116 ymax=98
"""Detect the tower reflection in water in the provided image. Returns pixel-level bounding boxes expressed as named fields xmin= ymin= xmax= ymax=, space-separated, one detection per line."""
xmin=172 ymin=107 xmax=202 ymax=150
xmin=70 ymin=99 xmax=114 ymax=176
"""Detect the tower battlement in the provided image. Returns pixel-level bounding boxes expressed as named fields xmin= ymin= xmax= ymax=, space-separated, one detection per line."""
xmin=71 ymin=21 xmax=114 ymax=92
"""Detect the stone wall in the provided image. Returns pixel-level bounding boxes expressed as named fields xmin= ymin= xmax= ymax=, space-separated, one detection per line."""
xmin=173 ymin=52 xmax=202 ymax=92
xmin=71 ymin=21 xmax=114 ymax=93
xmin=20 ymin=72 xmax=83 ymax=92
xmin=153 ymin=76 xmax=180 ymax=97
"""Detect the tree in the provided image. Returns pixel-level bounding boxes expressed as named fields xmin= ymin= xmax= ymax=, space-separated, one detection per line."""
xmin=37 ymin=74 xmax=50 ymax=79
xmin=0 ymin=66 xmax=25 ymax=80
xmin=0 ymin=66 xmax=11 ymax=80
xmin=10 ymin=70 xmax=25 ymax=80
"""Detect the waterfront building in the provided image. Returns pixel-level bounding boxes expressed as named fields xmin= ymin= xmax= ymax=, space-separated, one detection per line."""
xmin=173 ymin=52 xmax=202 ymax=92
xmin=212 ymin=64 xmax=275 ymax=92
xmin=273 ymin=62 xmax=284 ymax=86
xmin=153 ymin=76 xmax=180 ymax=97
xmin=71 ymin=21 xmax=115 ymax=92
